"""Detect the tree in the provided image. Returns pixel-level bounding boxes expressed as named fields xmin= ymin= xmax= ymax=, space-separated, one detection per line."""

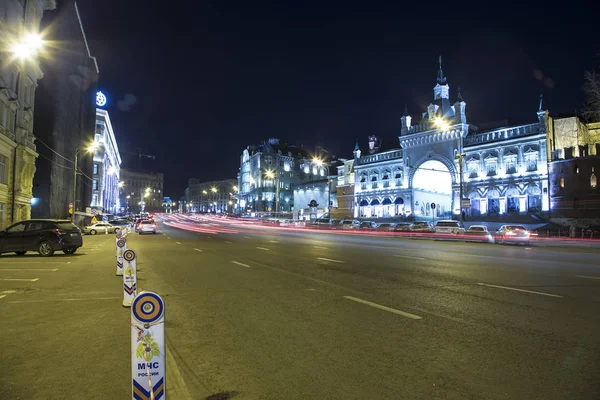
xmin=582 ymin=69 xmax=600 ymax=122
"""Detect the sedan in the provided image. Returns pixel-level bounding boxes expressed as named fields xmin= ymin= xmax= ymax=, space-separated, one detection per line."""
xmin=495 ymin=225 xmax=531 ymax=245
xmin=138 ymin=220 xmax=157 ymax=234
xmin=82 ymin=222 xmax=120 ymax=235
xmin=464 ymin=225 xmax=494 ymax=243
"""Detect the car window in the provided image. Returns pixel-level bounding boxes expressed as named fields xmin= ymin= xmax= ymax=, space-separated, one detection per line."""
xmin=469 ymin=226 xmax=484 ymax=231
xmin=7 ymin=222 xmax=27 ymax=233
xmin=56 ymin=222 xmax=78 ymax=231
xmin=27 ymin=221 xmax=47 ymax=231
xmin=436 ymin=221 xmax=459 ymax=227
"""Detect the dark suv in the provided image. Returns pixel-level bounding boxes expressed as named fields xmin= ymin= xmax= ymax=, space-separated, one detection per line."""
xmin=0 ymin=219 xmax=83 ymax=256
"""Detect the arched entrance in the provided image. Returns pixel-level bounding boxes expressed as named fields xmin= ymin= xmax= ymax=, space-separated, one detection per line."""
xmin=412 ymin=160 xmax=452 ymax=219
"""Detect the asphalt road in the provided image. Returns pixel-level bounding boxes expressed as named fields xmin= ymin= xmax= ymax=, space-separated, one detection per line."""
xmin=1 ymin=217 xmax=599 ymax=399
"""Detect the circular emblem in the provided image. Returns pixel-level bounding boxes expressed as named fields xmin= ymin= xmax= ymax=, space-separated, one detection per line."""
xmin=117 ymin=239 xmax=126 ymax=248
xmin=116 ymin=231 xmax=122 ymax=239
xmin=95 ymin=91 xmax=107 ymax=107
xmin=123 ymin=249 xmax=136 ymax=262
xmin=132 ymin=292 xmax=164 ymax=324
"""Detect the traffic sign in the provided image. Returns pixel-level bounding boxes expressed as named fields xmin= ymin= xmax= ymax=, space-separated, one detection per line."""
xmin=91 ymin=208 xmax=97 ymax=215
xmin=461 ymin=199 xmax=472 ymax=208
xmin=103 ymin=215 xmax=109 ymax=221
xmin=91 ymin=216 xmax=98 ymax=224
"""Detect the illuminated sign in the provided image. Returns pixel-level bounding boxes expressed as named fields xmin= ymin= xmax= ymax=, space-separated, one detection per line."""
xmin=96 ymin=91 xmax=107 ymax=107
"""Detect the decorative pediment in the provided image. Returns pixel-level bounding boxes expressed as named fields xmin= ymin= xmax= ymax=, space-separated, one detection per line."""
xmin=503 ymin=150 xmax=517 ymax=158
xmin=484 ymin=153 xmax=498 ymax=161
xmin=466 ymin=156 xmax=479 ymax=163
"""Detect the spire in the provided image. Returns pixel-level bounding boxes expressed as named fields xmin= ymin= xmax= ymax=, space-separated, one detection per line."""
xmin=402 ymin=104 xmax=409 ymax=116
xmin=538 ymin=94 xmax=543 ymax=111
xmin=354 ymin=140 xmax=360 ymax=152
xmin=457 ymin=86 xmax=463 ymax=102
xmin=436 ymin=55 xmax=447 ymax=85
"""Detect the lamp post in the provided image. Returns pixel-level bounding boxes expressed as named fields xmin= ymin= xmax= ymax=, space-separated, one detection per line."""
xmin=456 ymin=152 xmax=466 ymax=224
xmin=72 ymin=142 xmax=99 ymax=222
xmin=265 ymin=169 xmax=278 ymax=214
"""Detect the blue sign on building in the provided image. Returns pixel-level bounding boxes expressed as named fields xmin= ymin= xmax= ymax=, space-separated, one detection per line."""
xmin=96 ymin=91 xmax=107 ymax=107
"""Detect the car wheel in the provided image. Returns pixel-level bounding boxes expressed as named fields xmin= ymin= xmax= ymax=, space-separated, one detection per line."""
xmin=15 ymin=251 xmax=26 ymax=256
xmin=63 ymin=248 xmax=77 ymax=255
xmin=90 ymin=229 xmax=97 ymax=235
xmin=38 ymin=241 xmax=54 ymax=257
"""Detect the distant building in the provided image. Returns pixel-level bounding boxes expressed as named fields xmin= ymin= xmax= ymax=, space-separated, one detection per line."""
xmin=32 ymin=1 xmax=98 ymax=220
xmin=353 ymin=58 xmax=551 ymax=221
xmin=162 ymin=197 xmax=172 ymax=213
xmin=185 ymin=179 xmax=237 ymax=214
xmin=120 ymin=169 xmax=164 ymax=213
xmin=331 ymin=157 xmax=355 ymax=219
xmin=548 ymin=118 xmax=600 ymax=219
xmin=90 ymin=109 xmax=121 ymax=214
xmin=238 ymin=138 xmax=328 ymax=214
xmin=2 ymin=0 xmax=58 ymax=226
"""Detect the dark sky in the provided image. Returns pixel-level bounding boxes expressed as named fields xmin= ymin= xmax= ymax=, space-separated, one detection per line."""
xmin=78 ymin=0 xmax=599 ymax=197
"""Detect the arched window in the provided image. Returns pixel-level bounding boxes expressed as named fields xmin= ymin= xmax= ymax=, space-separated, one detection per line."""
xmin=591 ymin=174 xmax=597 ymax=189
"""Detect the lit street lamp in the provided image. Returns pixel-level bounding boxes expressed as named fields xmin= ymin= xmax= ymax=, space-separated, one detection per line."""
xmin=72 ymin=142 xmax=99 ymax=221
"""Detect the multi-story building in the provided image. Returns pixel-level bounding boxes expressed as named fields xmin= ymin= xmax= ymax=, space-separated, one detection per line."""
xmin=91 ymin=108 xmax=121 ymax=214
xmin=1 ymin=0 xmax=57 ymax=227
xmin=354 ymin=58 xmax=551 ymax=221
xmin=548 ymin=117 xmax=600 ymax=219
xmin=120 ymin=168 xmax=164 ymax=213
xmin=238 ymin=138 xmax=328 ymax=213
xmin=331 ymin=157 xmax=355 ymax=219
xmin=185 ymin=179 xmax=237 ymax=214
xmin=162 ymin=197 xmax=172 ymax=214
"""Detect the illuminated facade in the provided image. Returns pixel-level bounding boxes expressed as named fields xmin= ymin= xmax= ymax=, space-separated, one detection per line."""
xmin=354 ymin=59 xmax=551 ymax=220
xmin=238 ymin=138 xmax=328 ymax=213
xmin=0 ymin=0 xmax=57 ymax=227
xmin=120 ymin=169 xmax=164 ymax=213
xmin=91 ymin=109 xmax=121 ymax=214
xmin=185 ymin=179 xmax=237 ymax=214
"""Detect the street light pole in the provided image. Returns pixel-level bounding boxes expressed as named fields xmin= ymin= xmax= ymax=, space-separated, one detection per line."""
xmin=456 ymin=153 xmax=466 ymax=224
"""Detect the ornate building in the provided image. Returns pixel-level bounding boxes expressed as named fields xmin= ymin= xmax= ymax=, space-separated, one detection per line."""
xmin=91 ymin=108 xmax=121 ymax=214
xmin=1 ymin=0 xmax=57 ymax=227
xmin=353 ymin=58 xmax=550 ymax=221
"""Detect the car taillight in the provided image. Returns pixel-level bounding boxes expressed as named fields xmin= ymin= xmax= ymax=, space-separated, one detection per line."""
xmin=51 ymin=229 xmax=66 ymax=235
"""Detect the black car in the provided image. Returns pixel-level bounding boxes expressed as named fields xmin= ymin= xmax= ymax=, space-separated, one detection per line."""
xmin=0 ymin=219 xmax=83 ymax=256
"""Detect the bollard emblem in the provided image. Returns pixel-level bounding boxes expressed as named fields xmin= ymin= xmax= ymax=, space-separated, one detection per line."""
xmin=132 ymin=292 xmax=164 ymax=324
xmin=117 ymin=239 xmax=126 ymax=248
xmin=123 ymin=249 xmax=136 ymax=262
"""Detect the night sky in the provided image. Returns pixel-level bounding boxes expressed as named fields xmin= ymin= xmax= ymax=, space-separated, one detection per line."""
xmin=78 ymin=1 xmax=599 ymax=197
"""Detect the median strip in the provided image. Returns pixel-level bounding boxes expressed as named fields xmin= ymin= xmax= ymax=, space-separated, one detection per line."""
xmin=317 ymin=257 xmax=345 ymax=263
xmin=343 ymin=296 xmax=422 ymax=320
xmin=476 ymin=282 xmax=563 ymax=298
xmin=231 ymin=261 xmax=251 ymax=268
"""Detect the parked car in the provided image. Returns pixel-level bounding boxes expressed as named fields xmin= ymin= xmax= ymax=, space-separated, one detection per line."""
xmin=339 ymin=219 xmax=360 ymax=230
xmin=0 ymin=219 xmax=83 ymax=256
xmin=375 ymin=223 xmax=395 ymax=232
xmin=358 ymin=221 xmax=377 ymax=231
xmin=434 ymin=220 xmax=465 ymax=234
xmin=464 ymin=225 xmax=494 ymax=243
xmin=392 ymin=222 xmax=412 ymax=232
xmin=494 ymin=225 xmax=531 ymax=245
xmin=83 ymin=222 xmax=120 ymax=235
xmin=108 ymin=220 xmax=130 ymax=227
xmin=410 ymin=221 xmax=435 ymax=232
xmin=138 ymin=220 xmax=157 ymax=234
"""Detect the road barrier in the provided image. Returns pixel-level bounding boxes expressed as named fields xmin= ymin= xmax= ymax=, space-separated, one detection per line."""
xmin=116 ymin=233 xmax=126 ymax=276
xmin=131 ymin=291 xmax=165 ymax=399
xmin=122 ymin=249 xmax=137 ymax=307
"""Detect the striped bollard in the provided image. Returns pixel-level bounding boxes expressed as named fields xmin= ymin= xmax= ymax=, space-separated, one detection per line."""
xmin=131 ymin=292 xmax=165 ymax=399
xmin=122 ymin=249 xmax=137 ymax=307
xmin=116 ymin=237 xmax=126 ymax=276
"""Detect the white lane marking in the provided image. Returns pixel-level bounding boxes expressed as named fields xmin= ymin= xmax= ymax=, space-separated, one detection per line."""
xmin=225 ymin=241 xmax=233 ymax=244
xmin=269 ymin=240 xmax=279 ymax=243
xmin=256 ymin=247 xmax=270 ymax=251
xmin=343 ymin=296 xmax=422 ymax=320
xmin=0 ymin=261 xmax=64 ymax=264
xmin=0 ymin=278 xmax=39 ymax=282
xmin=1 ymin=290 xmax=17 ymax=294
xmin=166 ymin=346 xmax=193 ymax=400
xmin=476 ymin=282 xmax=563 ymax=298
xmin=394 ymin=255 xmax=426 ymax=260
xmin=317 ymin=257 xmax=345 ymax=263
xmin=575 ymin=275 xmax=600 ymax=280
xmin=0 ymin=295 xmax=6 ymax=299
xmin=244 ymin=236 xmax=251 ymax=239
xmin=313 ymin=246 xmax=329 ymax=250
xmin=0 ymin=268 xmax=58 ymax=272
xmin=231 ymin=261 xmax=251 ymax=268
xmin=67 ymin=262 xmax=71 ymax=265
xmin=194 ymin=248 xmax=203 ymax=252
xmin=176 ymin=241 xmax=181 ymax=245
xmin=525 ymin=247 xmax=532 ymax=250
xmin=8 ymin=296 xmax=121 ymax=303
xmin=167 ymin=237 xmax=171 ymax=239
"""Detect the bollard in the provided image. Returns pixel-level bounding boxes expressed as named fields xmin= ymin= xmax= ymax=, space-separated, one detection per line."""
xmin=122 ymin=249 xmax=137 ymax=307
xmin=116 ymin=238 xmax=126 ymax=276
xmin=131 ymin=291 xmax=165 ymax=400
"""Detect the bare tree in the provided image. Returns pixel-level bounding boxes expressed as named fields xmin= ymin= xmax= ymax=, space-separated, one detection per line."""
xmin=582 ymin=69 xmax=600 ymax=122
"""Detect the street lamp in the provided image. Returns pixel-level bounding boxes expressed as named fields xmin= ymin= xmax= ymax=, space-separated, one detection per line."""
xmin=72 ymin=141 xmax=99 ymax=221
xmin=456 ymin=152 xmax=466 ymax=224
xmin=434 ymin=117 xmax=450 ymax=131
xmin=11 ymin=33 xmax=44 ymax=59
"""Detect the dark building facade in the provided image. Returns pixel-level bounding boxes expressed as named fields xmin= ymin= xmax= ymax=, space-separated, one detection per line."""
xmin=120 ymin=168 xmax=164 ymax=213
xmin=32 ymin=0 xmax=98 ymax=218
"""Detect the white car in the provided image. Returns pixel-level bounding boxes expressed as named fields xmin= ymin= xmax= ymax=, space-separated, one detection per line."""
xmin=83 ymin=222 xmax=119 ymax=235
xmin=138 ymin=220 xmax=157 ymax=234
xmin=434 ymin=220 xmax=465 ymax=234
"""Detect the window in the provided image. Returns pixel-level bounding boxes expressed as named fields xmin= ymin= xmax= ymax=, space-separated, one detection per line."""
xmin=27 ymin=221 xmax=47 ymax=231
xmin=505 ymin=156 xmax=517 ymax=174
xmin=93 ymin=164 xmax=98 ymax=175
xmin=93 ymin=179 xmax=98 ymax=190
xmin=592 ymin=174 xmax=597 ymax=189
xmin=526 ymin=158 xmax=537 ymax=172
xmin=560 ymin=177 xmax=565 ymax=189
xmin=0 ymin=155 xmax=6 ymax=184
xmin=486 ymin=160 xmax=497 ymax=176
xmin=7 ymin=222 xmax=27 ymax=233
